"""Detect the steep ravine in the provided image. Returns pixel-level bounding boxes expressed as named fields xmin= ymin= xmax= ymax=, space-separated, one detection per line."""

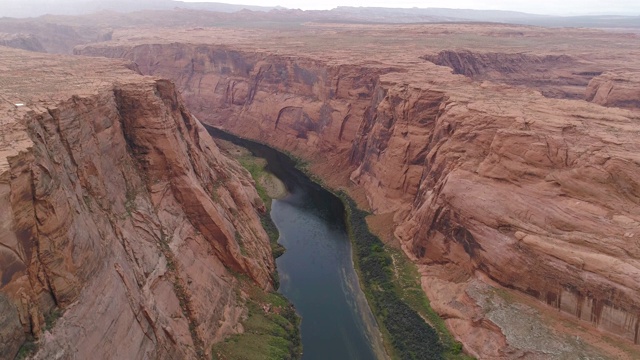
xmin=0 ymin=48 xmax=276 ymax=359
xmin=78 ymin=41 xmax=640 ymax=358
xmin=420 ymin=50 xmax=601 ymax=100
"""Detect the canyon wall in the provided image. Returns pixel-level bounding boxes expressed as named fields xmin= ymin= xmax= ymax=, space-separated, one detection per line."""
xmin=76 ymin=44 xmax=386 ymax=159
xmin=0 ymin=49 xmax=274 ymax=359
xmin=421 ymin=50 xmax=601 ymax=100
xmin=77 ymin=40 xmax=640 ymax=354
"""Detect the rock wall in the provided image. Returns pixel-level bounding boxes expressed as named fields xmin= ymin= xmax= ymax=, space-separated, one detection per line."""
xmin=77 ymin=42 xmax=640 ymax=348
xmin=360 ymin=81 xmax=640 ymax=345
xmin=0 ymin=67 xmax=274 ymax=358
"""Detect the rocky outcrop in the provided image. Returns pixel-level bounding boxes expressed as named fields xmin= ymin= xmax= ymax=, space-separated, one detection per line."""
xmin=0 ymin=48 xmax=273 ymax=359
xmin=0 ymin=33 xmax=45 ymax=52
xmin=0 ymin=21 xmax=109 ymax=54
xmin=77 ymin=26 xmax=640 ymax=357
xmin=586 ymin=71 xmax=640 ymax=109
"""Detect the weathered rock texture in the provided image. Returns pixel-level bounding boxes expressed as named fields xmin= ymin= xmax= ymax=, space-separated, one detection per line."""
xmin=77 ymin=23 xmax=640 ymax=358
xmin=0 ymin=48 xmax=274 ymax=359
xmin=587 ymin=71 xmax=640 ymax=109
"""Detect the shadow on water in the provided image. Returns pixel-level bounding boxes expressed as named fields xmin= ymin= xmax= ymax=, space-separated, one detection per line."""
xmin=208 ymin=127 xmax=381 ymax=360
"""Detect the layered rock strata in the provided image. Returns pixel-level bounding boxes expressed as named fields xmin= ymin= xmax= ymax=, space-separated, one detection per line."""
xmin=0 ymin=48 xmax=274 ymax=359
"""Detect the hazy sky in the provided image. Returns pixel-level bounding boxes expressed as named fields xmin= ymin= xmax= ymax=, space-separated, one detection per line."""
xmin=184 ymin=0 xmax=640 ymax=15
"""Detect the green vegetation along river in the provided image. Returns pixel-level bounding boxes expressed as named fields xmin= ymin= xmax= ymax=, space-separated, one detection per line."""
xmin=208 ymin=127 xmax=465 ymax=360
xmin=209 ymin=127 xmax=387 ymax=360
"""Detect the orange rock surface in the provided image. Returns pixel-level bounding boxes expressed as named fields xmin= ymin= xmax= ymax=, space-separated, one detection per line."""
xmin=77 ymin=22 xmax=640 ymax=358
xmin=0 ymin=48 xmax=274 ymax=359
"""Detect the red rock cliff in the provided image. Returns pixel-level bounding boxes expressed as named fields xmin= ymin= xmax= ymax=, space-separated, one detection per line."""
xmin=0 ymin=48 xmax=274 ymax=359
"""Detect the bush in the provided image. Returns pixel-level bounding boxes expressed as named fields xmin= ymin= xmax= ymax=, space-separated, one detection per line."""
xmin=15 ymin=340 xmax=37 ymax=360
xmin=341 ymin=193 xmax=444 ymax=360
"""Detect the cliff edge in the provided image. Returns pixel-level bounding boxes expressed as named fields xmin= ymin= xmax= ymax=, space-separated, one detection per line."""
xmin=0 ymin=48 xmax=274 ymax=359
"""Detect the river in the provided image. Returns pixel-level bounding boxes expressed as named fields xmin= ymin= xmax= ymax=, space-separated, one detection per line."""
xmin=209 ymin=128 xmax=386 ymax=360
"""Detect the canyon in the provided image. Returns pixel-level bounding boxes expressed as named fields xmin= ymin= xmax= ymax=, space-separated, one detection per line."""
xmin=1 ymin=8 xmax=640 ymax=360
xmin=75 ymin=22 xmax=640 ymax=358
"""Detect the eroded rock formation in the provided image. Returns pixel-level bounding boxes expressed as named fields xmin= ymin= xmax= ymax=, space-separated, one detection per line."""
xmin=0 ymin=33 xmax=45 ymax=52
xmin=0 ymin=48 xmax=273 ymax=359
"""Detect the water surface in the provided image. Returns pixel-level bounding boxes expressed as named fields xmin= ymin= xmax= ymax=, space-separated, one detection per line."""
xmin=273 ymin=187 xmax=376 ymax=360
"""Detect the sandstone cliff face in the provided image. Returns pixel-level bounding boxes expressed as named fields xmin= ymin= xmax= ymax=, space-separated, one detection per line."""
xmin=0 ymin=48 xmax=274 ymax=359
xmin=77 ymin=27 xmax=640 ymax=357
xmin=379 ymin=85 xmax=640 ymax=341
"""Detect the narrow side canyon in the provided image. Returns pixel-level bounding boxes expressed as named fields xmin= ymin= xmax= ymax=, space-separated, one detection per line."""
xmin=77 ymin=25 xmax=640 ymax=358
